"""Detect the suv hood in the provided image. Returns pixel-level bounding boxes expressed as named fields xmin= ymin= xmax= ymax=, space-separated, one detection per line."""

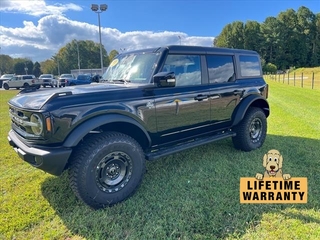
xmin=8 ymin=83 xmax=140 ymax=110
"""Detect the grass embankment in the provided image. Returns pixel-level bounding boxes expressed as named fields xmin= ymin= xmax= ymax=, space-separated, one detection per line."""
xmin=0 ymin=81 xmax=319 ymax=239
xmin=265 ymin=66 xmax=320 ymax=89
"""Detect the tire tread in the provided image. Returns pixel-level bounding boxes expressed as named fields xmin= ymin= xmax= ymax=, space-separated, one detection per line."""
xmin=68 ymin=131 xmax=145 ymax=209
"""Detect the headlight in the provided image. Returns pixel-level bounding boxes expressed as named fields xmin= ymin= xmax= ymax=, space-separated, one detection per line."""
xmin=30 ymin=114 xmax=43 ymax=135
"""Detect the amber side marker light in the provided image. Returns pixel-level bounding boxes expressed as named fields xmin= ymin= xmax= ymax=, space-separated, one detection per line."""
xmin=46 ymin=117 xmax=52 ymax=132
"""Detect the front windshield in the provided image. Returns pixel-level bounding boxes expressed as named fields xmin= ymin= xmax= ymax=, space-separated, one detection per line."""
xmin=40 ymin=75 xmax=52 ymax=78
xmin=102 ymin=52 xmax=159 ymax=83
xmin=61 ymin=74 xmax=73 ymax=78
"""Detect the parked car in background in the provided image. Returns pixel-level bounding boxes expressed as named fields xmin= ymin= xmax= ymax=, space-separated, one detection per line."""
xmin=65 ymin=74 xmax=92 ymax=86
xmin=2 ymin=75 xmax=41 ymax=90
xmin=0 ymin=74 xmax=15 ymax=88
xmin=91 ymin=74 xmax=101 ymax=83
xmin=58 ymin=74 xmax=75 ymax=87
xmin=39 ymin=74 xmax=57 ymax=88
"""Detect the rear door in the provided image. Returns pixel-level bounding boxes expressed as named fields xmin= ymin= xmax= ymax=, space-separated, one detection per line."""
xmin=205 ymin=54 xmax=240 ymax=126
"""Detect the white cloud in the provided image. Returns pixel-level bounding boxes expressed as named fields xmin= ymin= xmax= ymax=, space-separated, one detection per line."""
xmin=0 ymin=0 xmax=82 ymax=16
xmin=0 ymin=1 xmax=214 ymax=62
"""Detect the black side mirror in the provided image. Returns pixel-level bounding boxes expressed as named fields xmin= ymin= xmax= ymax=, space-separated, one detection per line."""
xmin=153 ymin=72 xmax=176 ymax=87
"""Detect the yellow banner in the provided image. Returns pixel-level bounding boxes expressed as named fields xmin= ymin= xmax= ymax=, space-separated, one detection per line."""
xmin=240 ymin=177 xmax=307 ymax=203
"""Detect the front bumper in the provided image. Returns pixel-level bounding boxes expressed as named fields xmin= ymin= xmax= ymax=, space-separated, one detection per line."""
xmin=8 ymin=130 xmax=72 ymax=176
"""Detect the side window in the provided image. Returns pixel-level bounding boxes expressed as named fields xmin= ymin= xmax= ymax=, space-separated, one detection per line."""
xmin=207 ymin=55 xmax=235 ymax=84
xmin=239 ymin=55 xmax=261 ymax=77
xmin=162 ymin=54 xmax=201 ymax=86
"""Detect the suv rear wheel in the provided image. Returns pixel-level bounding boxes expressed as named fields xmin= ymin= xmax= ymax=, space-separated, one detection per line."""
xmin=69 ymin=131 xmax=146 ymax=209
xmin=232 ymin=107 xmax=267 ymax=151
xmin=3 ymin=83 xmax=9 ymax=90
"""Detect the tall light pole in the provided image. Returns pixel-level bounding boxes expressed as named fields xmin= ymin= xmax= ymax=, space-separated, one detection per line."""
xmin=91 ymin=3 xmax=107 ymax=75
xmin=75 ymin=40 xmax=80 ymax=74
xmin=24 ymin=62 xmax=28 ymax=74
xmin=57 ymin=58 xmax=60 ymax=76
xmin=0 ymin=47 xmax=2 ymax=75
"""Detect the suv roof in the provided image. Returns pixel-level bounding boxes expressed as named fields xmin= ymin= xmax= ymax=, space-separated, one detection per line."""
xmin=124 ymin=45 xmax=258 ymax=55
xmin=1 ymin=74 xmax=15 ymax=79
xmin=12 ymin=75 xmax=36 ymax=79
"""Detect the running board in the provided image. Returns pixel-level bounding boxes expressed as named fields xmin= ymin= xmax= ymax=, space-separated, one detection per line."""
xmin=145 ymin=131 xmax=236 ymax=161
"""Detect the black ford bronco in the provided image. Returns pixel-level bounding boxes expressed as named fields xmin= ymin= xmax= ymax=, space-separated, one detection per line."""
xmin=7 ymin=45 xmax=269 ymax=209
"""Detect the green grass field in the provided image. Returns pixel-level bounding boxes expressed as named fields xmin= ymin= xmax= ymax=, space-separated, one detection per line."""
xmin=1 ymin=80 xmax=320 ymax=239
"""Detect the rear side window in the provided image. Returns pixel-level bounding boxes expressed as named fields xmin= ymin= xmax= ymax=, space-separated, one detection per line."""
xmin=239 ymin=55 xmax=261 ymax=77
xmin=206 ymin=55 xmax=235 ymax=84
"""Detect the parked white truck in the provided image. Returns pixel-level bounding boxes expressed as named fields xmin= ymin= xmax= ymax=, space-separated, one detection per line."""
xmin=2 ymin=75 xmax=42 ymax=90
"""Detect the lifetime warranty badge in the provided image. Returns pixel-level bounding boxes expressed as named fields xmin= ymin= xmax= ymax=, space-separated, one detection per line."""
xmin=240 ymin=149 xmax=308 ymax=203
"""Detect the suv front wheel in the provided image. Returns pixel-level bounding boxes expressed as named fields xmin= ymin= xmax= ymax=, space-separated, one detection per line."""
xmin=232 ymin=107 xmax=267 ymax=151
xmin=69 ymin=131 xmax=146 ymax=209
xmin=3 ymin=83 xmax=9 ymax=90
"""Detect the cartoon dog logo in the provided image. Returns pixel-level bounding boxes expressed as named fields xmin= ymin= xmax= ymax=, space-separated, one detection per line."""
xmin=256 ymin=149 xmax=291 ymax=180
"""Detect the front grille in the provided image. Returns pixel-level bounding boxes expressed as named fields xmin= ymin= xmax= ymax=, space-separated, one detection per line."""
xmin=9 ymin=107 xmax=39 ymax=138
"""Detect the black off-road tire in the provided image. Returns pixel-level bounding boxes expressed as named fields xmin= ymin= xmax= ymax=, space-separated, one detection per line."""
xmin=232 ymin=107 xmax=267 ymax=151
xmin=68 ymin=131 xmax=146 ymax=209
xmin=3 ymin=83 xmax=9 ymax=90
xmin=23 ymin=83 xmax=30 ymax=88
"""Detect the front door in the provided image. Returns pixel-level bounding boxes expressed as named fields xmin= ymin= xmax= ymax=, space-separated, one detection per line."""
xmin=153 ymin=54 xmax=211 ymax=145
xmin=9 ymin=76 xmax=21 ymax=88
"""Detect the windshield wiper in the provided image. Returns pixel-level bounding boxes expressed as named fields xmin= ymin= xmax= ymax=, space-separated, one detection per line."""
xmin=111 ymin=79 xmax=131 ymax=84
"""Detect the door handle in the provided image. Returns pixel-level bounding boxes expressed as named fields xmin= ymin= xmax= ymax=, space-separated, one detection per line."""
xmin=194 ymin=95 xmax=208 ymax=101
xmin=234 ymin=89 xmax=244 ymax=95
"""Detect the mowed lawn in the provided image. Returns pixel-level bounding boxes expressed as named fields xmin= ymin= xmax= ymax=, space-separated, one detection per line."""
xmin=0 ymin=80 xmax=319 ymax=240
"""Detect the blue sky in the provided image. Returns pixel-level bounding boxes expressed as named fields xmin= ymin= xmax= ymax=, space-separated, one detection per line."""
xmin=0 ymin=0 xmax=319 ymax=62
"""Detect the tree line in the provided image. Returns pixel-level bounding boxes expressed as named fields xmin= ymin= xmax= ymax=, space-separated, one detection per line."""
xmin=0 ymin=40 xmax=119 ymax=76
xmin=0 ymin=56 xmax=42 ymax=77
xmin=214 ymin=6 xmax=320 ymax=71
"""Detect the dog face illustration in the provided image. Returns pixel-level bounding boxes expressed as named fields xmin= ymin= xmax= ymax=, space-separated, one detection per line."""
xmin=256 ymin=149 xmax=291 ymax=180
xmin=263 ymin=149 xmax=283 ymax=177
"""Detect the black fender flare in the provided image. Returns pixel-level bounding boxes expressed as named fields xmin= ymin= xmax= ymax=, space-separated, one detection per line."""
xmin=63 ymin=114 xmax=152 ymax=148
xmin=232 ymin=95 xmax=269 ymax=126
